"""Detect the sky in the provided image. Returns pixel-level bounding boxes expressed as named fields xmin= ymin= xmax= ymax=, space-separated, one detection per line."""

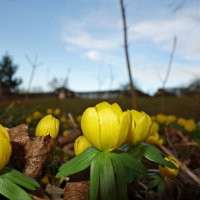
xmin=0 ymin=0 xmax=200 ymax=95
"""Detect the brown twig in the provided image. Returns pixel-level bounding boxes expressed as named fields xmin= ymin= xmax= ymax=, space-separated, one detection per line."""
xmin=119 ymin=0 xmax=137 ymax=109
xmin=159 ymin=144 xmax=200 ymax=185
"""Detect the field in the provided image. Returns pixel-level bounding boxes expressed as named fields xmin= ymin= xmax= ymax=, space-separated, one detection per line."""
xmin=1 ymin=95 xmax=200 ymax=122
xmin=1 ymin=95 xmax=200 ymax=200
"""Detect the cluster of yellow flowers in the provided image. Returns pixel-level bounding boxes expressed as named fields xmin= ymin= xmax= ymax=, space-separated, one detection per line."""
xmin=74 ymin=101 xmax=160 ymax=155
xmin=26 ymin=111 xmax=43 ymax=124
xmin=0 ymin=125 xmax=12 ymax=170
xmin=177 ymin=118 xmax=196 ymax=132
xmin=153 ymin=114 xmax=197 ymax=133
xmin=154 ymin=114 xmax=177 ymax=125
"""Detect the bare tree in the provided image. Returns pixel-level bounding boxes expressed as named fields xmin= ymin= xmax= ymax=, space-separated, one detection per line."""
xmin=119 ymin=0 xmax=136 ymax=108
xmin=23 ymin=55 xmax=43 ymax=110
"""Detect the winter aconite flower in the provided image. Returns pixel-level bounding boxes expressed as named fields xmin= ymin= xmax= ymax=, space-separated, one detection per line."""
xmin=127 ymin=110 xmax=152 ymax=146
xmin=147 ymin=122 xmax=164 ymax=146
xmin=0 ymin=124 xmax=12 ymax=170
xmin=81 ymin=102 xmax=131 ymax=151
xmin=156 ymin=114 xmax=167 ymax=124
xmin=159 ymin=156 xmax=179 ymax=178
xmin=35 ymin=115 xmax=59 ymax=138
xmin=74 ymin=136 xmax=91 ymax=155
xmin=184 ymin=119 xmax=196 ymax=132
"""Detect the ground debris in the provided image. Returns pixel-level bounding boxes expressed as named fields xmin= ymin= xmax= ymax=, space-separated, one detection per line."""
xmin=63 ymin=181 xmax=90 ymax=200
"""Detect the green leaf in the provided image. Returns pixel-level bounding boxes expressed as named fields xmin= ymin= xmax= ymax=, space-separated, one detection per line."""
xmin=110 ymin=153 xmax=127 ymax=200
xmin=142 ymin=144 xmax=177 ymax=169
xmin=56 ymin=147 xmax=99 ymax=178
xmin=90 ymin=153 xmax=101 ymax=200
xmin=130 ymin=144 xmax=145 ymax=160
xmin=100 ymin=152 xmax=117 ymax=200
xmin=117 ymin=152 xmax=148 ymax=177
xmin=0 ymin=178 xmax=32 ymax=200
xmin=0 ymin=167 xmax=39 ymax=190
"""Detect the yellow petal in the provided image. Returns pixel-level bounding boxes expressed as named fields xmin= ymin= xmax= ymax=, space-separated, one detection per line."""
xmin=96 ymin=105 xmax=119 ymax=151
xmin=81 ymin=107 xmax=101 ymax=150
xmin=0 ymin=137 xmax=12 ymax=170
xmin=115 ymin=110 xmax=131 ymax=148
xmin=74 ymin=136 xmax=91 ymax=155
xmin=111 ymin=103 xmax=122 ymax=120
xmin=0 ymin=124 xmax=9 ymax=140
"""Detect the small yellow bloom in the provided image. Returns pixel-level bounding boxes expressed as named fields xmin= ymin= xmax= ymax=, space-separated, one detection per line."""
xmin=76 ymin=115 xmax=82 ymax=123
xmin=149 ymin=121 xmax=159 ymax=136
xmin=166 ymin=115 xmax=176 ymax=124
xmin=60 ymin=116 xmax=67 ymax=123
xmin=0 ymin=125 xmax=12 ymax=170
xmin=184 ymin=119 xmax=196 ymax=132
xmin=147 ymin=132 xmax=164 ymax=146
xmin=46 ymin=108 xmax=53 ymax=115
xmin=81 ymin=102 xmax=131 ymax=151
xmin=25 ymin=116 xmax=32 ymax=124
xmin=54 ymin=108 xmax=61 ymax=116
xmin=40 ymin=175 xmax=49 ymax=184
xmin=63 ymin=130 xmax=69 ymax=137
xmin=74 ymin=136 xmax=91 ymax=155
xmin=35 ymin=115 xmax=60 ymax=138
xmin=159 ymin=156 xmax=179 ymax=178
xmin=156 ymin=114 xmax=167 ymax=124
xmin=177 ymin=118 xmax=186 ymax=126
xmin=33 ymin=111 xmax=42 ymax=119
xmin=127 ymin=110 xmax=152 ymax=146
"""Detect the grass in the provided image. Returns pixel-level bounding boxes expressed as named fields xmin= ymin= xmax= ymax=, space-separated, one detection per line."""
xmin=1 ymin=95 xmax=200 ymax=121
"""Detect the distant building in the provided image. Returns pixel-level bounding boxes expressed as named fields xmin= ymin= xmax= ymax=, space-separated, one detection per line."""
xmin=155 ymin=87 xmax=200 ymax=97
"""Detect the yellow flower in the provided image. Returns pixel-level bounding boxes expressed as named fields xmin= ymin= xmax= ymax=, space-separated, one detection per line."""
xmin=81 ymin=102 xmax=131 ymax=151
xmin=0 ymin=125 xmax=12 ymax=170
xmin=63 ymin=130 xmax=69 ymax=137
xmin=127 ymin=110 xmax=152 ymax=146
xmin=74 ymin=136 xmax=91 ymax=155
xmin=166 ymin=115 xmax=176 ymax=124
xmin=159 ymin=156 xmax=179 ymax=178
xmin=177 ymin=118 xmax=186 ymax=126
xmin=35 ymin=115 xmax=60 ymax=138
xmin=33 ymin=111 xmax=42 ymax=119
xmin=156 ymin=114 xmax=167 ymax=124
xmin=60 ymin=116 xmax=67 ymax=123
xmin=149 ymin=121 xmax=159 ymax=136
xmin=40 ymin=174 xmax=49 ymax=185
xmin=25 ymin=116 xmax=32 ymax=124
xmin=147 ymin=132 xmax=164 ymax=146
xmin=184 ymin=119 xmax=196 ymax=132
xmin=76 ymin=115 xmax=82 ymax=123
xmin=46 ymin=108 xmax=53 ymax=115
xmin=54 ymin=108 xmax=61 ymax=116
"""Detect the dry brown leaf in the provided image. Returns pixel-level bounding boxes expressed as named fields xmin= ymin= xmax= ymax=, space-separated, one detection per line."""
xmin=64 ymin=181 xmax=90 ymax=200
xmin=7 ymin=124 xmax=32 ymax=169
xmin=23 ymin=136 xmax=57 ymax=179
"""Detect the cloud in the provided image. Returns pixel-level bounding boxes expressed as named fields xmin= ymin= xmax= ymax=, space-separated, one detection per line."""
xmin=62 ymin=17 xmax=121 ymax=51
xmin=129 ymin=11 xmax=200 ymax=61
xmin=86 ymin=50 xmax=101 ymax=60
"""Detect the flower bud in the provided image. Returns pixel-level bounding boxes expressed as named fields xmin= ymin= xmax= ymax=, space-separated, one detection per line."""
xmin=127 ymin=110 xmax=152 ymax=146
xmin=81 ymin=102 xmax=131 ymax=151
xmin=74 ymin=136 xmax=91 ymax=155
xmin=159 ymin=156 xmax=179 ymax=178
xmin=35 ymin=115 xmax=59 ymax=138
xmin=0 ymin=125 xmax=12 ymax=170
